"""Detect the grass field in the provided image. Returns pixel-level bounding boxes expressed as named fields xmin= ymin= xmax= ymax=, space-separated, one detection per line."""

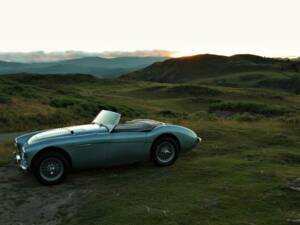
xmin=0 ymin=74 xmax=300 ymax=224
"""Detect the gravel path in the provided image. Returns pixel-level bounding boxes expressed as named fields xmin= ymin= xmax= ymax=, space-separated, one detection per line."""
xmin=0 ymin=160 xmax=97 ymax=225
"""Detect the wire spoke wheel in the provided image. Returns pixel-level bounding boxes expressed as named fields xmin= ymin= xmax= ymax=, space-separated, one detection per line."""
xmin=39 ymin=157 xmax=64 ymax=182
xmin=156 ymin=141 xmax=176 ymax=164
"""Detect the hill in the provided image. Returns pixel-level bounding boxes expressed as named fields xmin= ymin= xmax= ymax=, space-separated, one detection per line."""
xmin=0 ymin=56 xmax=167 ymax=77
xmin=123 ymin=54 xmax=300 ymax=83
xmin=1 ymin=74 xmax=300 ymax=225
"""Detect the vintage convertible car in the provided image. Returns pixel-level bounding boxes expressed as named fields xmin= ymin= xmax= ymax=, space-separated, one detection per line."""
xmin=15 ymin=110 xmax=201 ymax=185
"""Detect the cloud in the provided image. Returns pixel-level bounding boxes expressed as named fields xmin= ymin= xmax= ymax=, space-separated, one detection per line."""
xmin=100 ymin=50 xmax=173 ymax=58
xmin=0 ymin=50 xmax=173 ymax=63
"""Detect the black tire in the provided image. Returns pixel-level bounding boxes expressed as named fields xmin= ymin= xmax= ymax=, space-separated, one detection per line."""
xmin=151 ymin=136 xmax=179 ymax=167
xmin=32 ymin=151 xmax=70 ymax=185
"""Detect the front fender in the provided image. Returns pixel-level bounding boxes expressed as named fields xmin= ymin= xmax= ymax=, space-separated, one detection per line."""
xmin=15 ymin=131 xmax=43 ymax=151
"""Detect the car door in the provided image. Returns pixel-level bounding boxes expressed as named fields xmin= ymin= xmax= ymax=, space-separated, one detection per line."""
xmin=69 ymin=132 xmax=111 ymax=168
xmin=105 ymin=131 xmax=148 ymax=166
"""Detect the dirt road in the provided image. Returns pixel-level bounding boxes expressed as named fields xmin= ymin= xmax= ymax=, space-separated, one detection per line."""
xmin=0 ymin=132 xmax=99 ymax=225
xmin=0 ymin=161 xmax=97 ymax=225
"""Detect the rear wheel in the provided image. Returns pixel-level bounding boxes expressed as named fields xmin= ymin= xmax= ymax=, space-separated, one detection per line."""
xmin=32 ymin=151 xmax=69 ymax=185
xmin=152 ymin=136 xmax=179 ymax=166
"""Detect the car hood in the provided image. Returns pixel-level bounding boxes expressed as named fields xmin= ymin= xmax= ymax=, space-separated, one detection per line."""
xmin=27 ymin=124 xmax=106 ymax=145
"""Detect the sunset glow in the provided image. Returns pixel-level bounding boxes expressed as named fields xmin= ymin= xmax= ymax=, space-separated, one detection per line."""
xmin=0 ymin=0 xmax=300 ymax=57
xmin=170 ymin=50 xmax=205 ymax=58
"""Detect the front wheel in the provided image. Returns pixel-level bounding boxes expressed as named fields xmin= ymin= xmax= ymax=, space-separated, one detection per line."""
xmin=152 ymin=137 xmax=179 ymax=167
xmin=33 ymin=151 xmax=69 ymax=185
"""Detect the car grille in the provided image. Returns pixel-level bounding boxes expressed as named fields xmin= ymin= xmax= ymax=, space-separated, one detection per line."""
xmin=15 ymin=141 xmax=23 ymax=154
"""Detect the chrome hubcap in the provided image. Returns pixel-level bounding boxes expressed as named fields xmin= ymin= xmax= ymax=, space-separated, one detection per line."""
xmin=156 ymin=142 xmax=175 ymax=163
xmin=40 ymin=157 xmax=64 ymax=182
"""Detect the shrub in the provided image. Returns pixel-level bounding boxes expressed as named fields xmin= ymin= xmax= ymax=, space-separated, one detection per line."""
xmin=209 ymin=101 xmax=290 ymax=117
xmin=50 ymin=96 xmax=143 ymax=120
xmin=256 ymin=75 xmax=300 ymax=94
xmin=277 ymin=152 xmax=300 ymax=164
xmin=279 ymin=115 xmax=300 ymax=129
xmin=0 ymin=94 xmax=11 ymax=104
xmin=55 ymin=88 xmax=80 ymax=96
xmin=193 ymin=111 xmax=217 ymax=121
xmin=2 ymin=84 xmax=38 ymax=98
xmin=49 ymin=97 xmax=80 ymax=108
xmin=158 ymin=110 xmax=187 ymax=118
xmin=119 ymin=108 xmax=143 ymax=118
xmin=239 ymin=73 xmax=266 ymax=81
xmin=231 ymin=112 xmax=262 ymax=121
xmin=260 ymin=133 xmax=295 ymax=147
xmin=166 ymin=85 xmax=221 ymax=96
xmin=72 ymin=101 xmax=109 ymax=117
xmin=0 ymin=110 xmax=76 ymax=132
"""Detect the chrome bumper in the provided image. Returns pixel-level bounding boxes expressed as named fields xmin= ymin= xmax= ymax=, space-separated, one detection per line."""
xmin=191 ymin=136 xmax=202 ymax=149
xmin=14 ymin=152 xmax=28 ymax=171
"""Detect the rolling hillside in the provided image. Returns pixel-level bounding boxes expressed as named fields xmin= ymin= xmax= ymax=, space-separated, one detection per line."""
xmin=123 ymin=54 xmax=300 ymax=83
xmin=0 ymin=56 xmax=167 ymax=77
xmin=1 ymin=73 xmax=300 ymax=225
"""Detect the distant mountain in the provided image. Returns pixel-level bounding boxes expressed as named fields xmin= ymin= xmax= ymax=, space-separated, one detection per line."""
xmin=123 ymin=54 xmax=300 ymax=82
xmin=0 ymin=56 xmax=167 ymax=77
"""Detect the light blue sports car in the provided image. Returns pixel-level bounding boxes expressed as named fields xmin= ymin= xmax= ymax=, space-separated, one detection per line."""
xmin=15 ymin=110 xmax=201 ymax=185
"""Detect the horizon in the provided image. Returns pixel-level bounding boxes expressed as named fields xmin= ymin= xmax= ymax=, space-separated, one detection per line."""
xmin=0 ymin=50 xmax=298 ymax=63
xmin=1 ymin=0 xmax=300 ymax=58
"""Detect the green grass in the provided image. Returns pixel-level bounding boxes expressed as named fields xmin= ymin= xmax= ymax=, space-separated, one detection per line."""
xmin=63 ymin=119 xmax=300 ymax=225
xmin=0 ymin=74 xmax=300 ymax=224
xmin=209 ymin=100 xmax=291 ymax=116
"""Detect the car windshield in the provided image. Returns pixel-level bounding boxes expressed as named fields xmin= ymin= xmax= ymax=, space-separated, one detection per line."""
xmin=92 ymin=110 xmax=121 ymax=130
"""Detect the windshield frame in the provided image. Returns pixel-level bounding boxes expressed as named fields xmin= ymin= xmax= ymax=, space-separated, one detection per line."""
xmin=92 ymin=110 xmax=121 ymax=132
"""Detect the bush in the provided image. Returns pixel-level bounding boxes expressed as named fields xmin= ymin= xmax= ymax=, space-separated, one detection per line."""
xmin=239 ymin=73 xmax=266 ymax=81
xmin=0 ymin=94 xmax=11 ymax=104
xmin=119 ymin=108 xmax=143 ymax=118
xmin=2 ymin=84 xmax=38 ymax=98
xmin=158 ymin=110 xmax=187 ymax=118
xmin=50 ymin=97 xmax=142 ymax=119
xmin=279 ymin=115 xmax=300 ymax=129
xmin=0 ymin=110 xmax=77 ymax=132
xmin=55 ymin=88 xmax=81 ymax=97
xmin=166 ymin=85 xmax=221 ymax=96
xmin=278 ymin=152 xmax=300 ymax=164
xmin=72 ymin=101 xmax=110 ymax=117
xmin=256 ymin=75 xmax=300 ymax=94
xmin=230 ymin=112 xmax=262 ymax=121
xmin=49 ymin=97 xmax=80 ymax=108
xmin=209 ymin=101 xmax=290 ymax=117
xmin=193 ymin=111 xmax=217 ymax=121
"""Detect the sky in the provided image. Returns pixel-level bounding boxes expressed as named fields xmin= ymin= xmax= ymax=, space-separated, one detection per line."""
xmin=0 ymin=0 xmax=299 ymax=58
